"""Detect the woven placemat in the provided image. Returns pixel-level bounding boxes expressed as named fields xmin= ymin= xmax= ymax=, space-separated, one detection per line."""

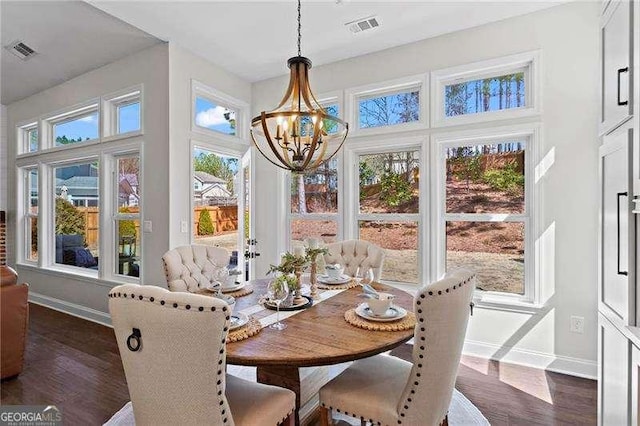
xmin=226 ymin=316 xmax=262 ymax=343
xmin=222 ymin=283 xmax=254 ymax=298
xmin=316 ymin=280 xmax=359 ymax=290
xmin=344 ymin=308 xmax=416 ymax=331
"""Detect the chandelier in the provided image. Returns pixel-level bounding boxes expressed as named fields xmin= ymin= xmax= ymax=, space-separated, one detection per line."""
xmin=250 ymin=0 xmax=348 ymax=173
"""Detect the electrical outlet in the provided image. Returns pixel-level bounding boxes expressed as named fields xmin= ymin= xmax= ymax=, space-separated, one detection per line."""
xmin=143 ymin=220 xmax=152 ymax=233
xmin=181 ymin=221 xmax=188 ymax=233
xmin=570 ymin=316 xmax=584 ymax=334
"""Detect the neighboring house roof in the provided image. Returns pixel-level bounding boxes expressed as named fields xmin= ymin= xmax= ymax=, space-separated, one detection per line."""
xmin=57 ymin=176 xmax=99 ymax=197
xmin=194 ymin=171 xmax=226 ymax=184
xmin=201 ymin=182 xmax=231 ymax=197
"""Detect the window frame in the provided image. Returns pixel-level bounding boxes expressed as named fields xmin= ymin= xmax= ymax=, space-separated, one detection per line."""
xmin=102 ymin=86 xmax=143 ymax=140
xmin=45 ymin=101 xmax=101 ymax=149
xmin=430 ymin=50 xmax=541 ymax=128
xmin=191 ymin=79 xmax=249 ymax=142
xmin=22 ymin=167 xmax=39 ymax=264
xmin=344 ymin=136 xmax=429 ymax=286
xmin=346 ymin=74 xmax=428 ymax=136
xmin=432 ymin=124 xmax=540 ymax=305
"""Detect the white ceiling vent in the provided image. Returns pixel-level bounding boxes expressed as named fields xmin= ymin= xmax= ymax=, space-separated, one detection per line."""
xmin=5 ymin=40 xmax=37 ymax=60
xmin=345 ymin=16 xmax=380 ymax=34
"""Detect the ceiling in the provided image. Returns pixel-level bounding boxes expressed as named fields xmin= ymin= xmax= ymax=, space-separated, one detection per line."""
xmin=90 ymin=0 xmax=567 ymax=83
xmin=0 ymin=1 xmax=160 ymax=104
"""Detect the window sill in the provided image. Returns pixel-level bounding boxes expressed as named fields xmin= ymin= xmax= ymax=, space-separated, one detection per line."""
xmin=473 ymin=294 xmax=544 ymax=314
xmin=15 ymin=263 xmax=124 ymax=289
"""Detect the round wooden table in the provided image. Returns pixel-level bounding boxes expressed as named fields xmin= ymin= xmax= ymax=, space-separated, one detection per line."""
xmin=226 ymin=279 xmax=414 ymax=425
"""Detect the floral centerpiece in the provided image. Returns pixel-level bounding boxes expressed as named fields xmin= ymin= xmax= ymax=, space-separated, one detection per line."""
xmin=268 ymin=250 xmax=310 ymax=305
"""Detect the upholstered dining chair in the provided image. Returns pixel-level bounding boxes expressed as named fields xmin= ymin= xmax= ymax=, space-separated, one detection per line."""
xmin=324 ymin=240 xmax=385 ymax=281
xmin=109 ymin=284 xmax=295 ymax=426
xmin=318 ymin=269 xmax=476 ymax=426
xmin=162 ymin=245 xmax=230 ymax=292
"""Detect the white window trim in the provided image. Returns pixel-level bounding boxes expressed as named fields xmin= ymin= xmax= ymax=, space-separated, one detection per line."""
xmin=191 ymin=79 xmax=249 ymax=142
xmin=102 ymin=85 xmax=143 ymax=141
xmin=16 ymin=121 xmax=38 ymax=155
xmin=430 ymin=50 xmax=541 ymax=128
xmin=343 ymin=136 xmax=429 ymax=286
xmin=345 ymin=74 xmax=429 ymax=137
xmin=431 ymin=123 xmax=541 ymax=305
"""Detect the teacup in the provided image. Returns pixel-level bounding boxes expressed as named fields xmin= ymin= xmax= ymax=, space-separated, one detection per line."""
xmin=325 ymin=264 xmax=343 ymax=279
xmin=223 ymin=275 xmax=239 ymax=289
xmin=367 ymin=293 xmax=394 ymax=316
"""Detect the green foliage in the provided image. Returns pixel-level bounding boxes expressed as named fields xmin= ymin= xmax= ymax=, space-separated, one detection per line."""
xmin=56 ymin=136 xmax=88 ymax=145
xmin=482 ymin=163 xmax=524 ymax=194
xmin=194 ymin=152 xmax=237 ymax=193
xmin=55 ymin=198 xmax=85 ymax=237
xmin=269 ymin=252 xmax=309 ymax=275
xmin=359 ymin=161 xmax=375 ymax=188
xmin=270 ymin=274 xmax=298 ymax=293
xmin=118 ymin=207 xmax=137 ymax=237
xmin=198 ymin=209 xmax=215 ymax=235
xmin=379 ymin=173 xmax=412 ymax=207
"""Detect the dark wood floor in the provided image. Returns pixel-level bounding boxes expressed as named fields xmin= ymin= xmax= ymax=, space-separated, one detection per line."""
xmin=1 ymin=304 xmax=597 ymax=425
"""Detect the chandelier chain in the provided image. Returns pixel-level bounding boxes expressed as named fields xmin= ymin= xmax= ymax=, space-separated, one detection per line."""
xmin=297 ymin=0 xmax=302 ymax=56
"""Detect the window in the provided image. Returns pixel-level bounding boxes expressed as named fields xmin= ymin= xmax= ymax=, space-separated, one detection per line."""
xmin=54 ymin=162 xmax=99 ymax=270
xmin=115 ymin=155 xmax=141 ymax=278
xmin=28 ymin=128 xmax=38 ymax=152
xmin=290 ymin=157 xmax=339 ymax=247
xmin=25 ymin=169 xmax=38 ymax=261
xmin=445 ymin=71 xmax=525 ymax=117
xmin=432 ymin=51 xmax=539 ymax=126
xmin=104 ymin=89 xmax=141 ymax=137
xmin=18 ymin=123 xmax=38 ymax=154
xmin=441 ymin=139 xmax=529 ymax=296
xmin=357 ymin=150 xmax=421 ymax=283
xmin=52 ymin=107 xmax=99 ymax=146
xmin=358 ymin=88 xmax=420 ymax=129
xmin=322 ymin=104 xmax=340 ymax=134
xmin=194 ymin=96 xmax=237 ymax=136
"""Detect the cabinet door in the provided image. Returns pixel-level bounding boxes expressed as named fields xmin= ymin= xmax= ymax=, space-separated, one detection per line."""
xmin=600 ymin=128 xmax=634 ymax=324
xmin=601 ymin=0 xmax=633 ymax=134
xmin=599 ymin=313 xmax=630 ymax=425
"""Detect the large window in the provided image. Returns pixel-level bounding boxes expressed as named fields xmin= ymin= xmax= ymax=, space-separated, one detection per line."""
xmin=115 ymin=155 xmax=141 ymax=277
xmin=445 ymin=71 xmax=525 ymax=117
xmin=290 ymin=157 xmax=339 ymax=247
xmin=357 ymin=150 xmax=421 ymax=283
xmin=442 ymin=139 xmax=529 ymax=296
xmin=54 ymin=162 xmax=100 ymax=270
xmin=25 ymin=169 xmax=38 ymax=261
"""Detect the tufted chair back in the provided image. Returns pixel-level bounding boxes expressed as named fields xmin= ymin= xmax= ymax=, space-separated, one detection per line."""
xmin=109 ymin=284 xmax=233 ymax=426
xmin=397 ymin=269 xmax=475 ymax=425
xmin=162 ymin=245 xmax=230 ymax=293
xmin=323 ymin=240 xmax=385 ymax=281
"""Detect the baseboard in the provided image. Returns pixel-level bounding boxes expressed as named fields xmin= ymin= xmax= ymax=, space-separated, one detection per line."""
xmin=463 ymin=339 xmax=597 ymax=380
xmin=29 ymin=291 xmax=112 ymax=327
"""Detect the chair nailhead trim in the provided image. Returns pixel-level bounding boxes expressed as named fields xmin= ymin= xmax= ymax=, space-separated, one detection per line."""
xmin=173 ymin=303 xmax=178 ymax=308
xmin=186 ymin=305 xmax=191 ymax=310
xmin=199 ymin=307 xmax=204 ymax=311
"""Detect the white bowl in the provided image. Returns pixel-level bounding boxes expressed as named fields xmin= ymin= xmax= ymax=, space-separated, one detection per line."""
xmin=367 ymin=293 xmax=394 ymax=316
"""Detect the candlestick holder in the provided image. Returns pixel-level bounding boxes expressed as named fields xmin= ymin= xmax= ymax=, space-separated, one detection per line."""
xmin=309 ymin=261 xmax=319 ymax=300
xmin=292 ymin=265 xmax=307 ymax=305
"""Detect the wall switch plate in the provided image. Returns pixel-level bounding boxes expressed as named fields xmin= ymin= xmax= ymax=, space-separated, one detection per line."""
xmin=181 ymin=221 xmax=188 ymax=233
xmin=143 ymin=220 xmax=152 ymax=233
xmin=570 ymin=316 xmax=584 ymax=334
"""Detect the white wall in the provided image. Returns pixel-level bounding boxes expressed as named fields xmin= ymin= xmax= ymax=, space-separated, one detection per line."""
xmin=6 ymin=44 xmax=170 ymax=321
xmin=167 ymin=44 xmax=252 ymax=249
xmin=1 ymin=104 xmax=7 ymax=213
xmin=251 ymin=1 xmax=600 ymax=376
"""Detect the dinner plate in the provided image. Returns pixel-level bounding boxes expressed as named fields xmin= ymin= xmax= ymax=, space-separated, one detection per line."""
xmin=221 ymin=281 xmax=245 ymax=293
xmin=355 ymin=303 xmax=407 ymax=322
xmin=317 ymin=274 xmax=352 ymax=285
xmin=229 ymin=312 xmax=249 ymax=331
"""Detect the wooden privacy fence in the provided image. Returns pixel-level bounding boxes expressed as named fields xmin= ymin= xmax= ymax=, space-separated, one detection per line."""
xmin=194 ymin=206 xmax=238 ymax=235
xmin=76 ymin=206 xmax=236 ymax=248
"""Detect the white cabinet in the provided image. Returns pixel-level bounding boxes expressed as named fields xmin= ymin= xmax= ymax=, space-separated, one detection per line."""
xmin=631 ymin=343 xmax=640 ymax=425
xmin=601 ymin=0 xmax=633 ymax=135
xmin=600 ymin=127 xmax=635 ymax=324
xmin=599 ymin=313 xmax=631 ymax=425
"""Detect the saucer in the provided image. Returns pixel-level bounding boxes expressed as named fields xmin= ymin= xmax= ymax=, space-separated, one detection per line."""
xmin=355 ymin=303 xmax=407 ymax=322
xmin=229 ymin=312 xmax=249 ymax=331
xmin=221 ymin=282 xmax=245 ymax=293
xmin=317 ymin=274 xmax=351 ymax=284
xmin=213 ymin=293 xmax=236 ymax=306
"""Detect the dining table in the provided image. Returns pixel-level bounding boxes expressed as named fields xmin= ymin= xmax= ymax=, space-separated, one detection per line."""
xmin=226 ymin=278 xmax=415 ymax=425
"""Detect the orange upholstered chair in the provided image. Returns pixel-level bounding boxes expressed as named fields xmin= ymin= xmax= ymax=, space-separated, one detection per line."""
xmin=1 ymin=266 xmax=29 ymax=379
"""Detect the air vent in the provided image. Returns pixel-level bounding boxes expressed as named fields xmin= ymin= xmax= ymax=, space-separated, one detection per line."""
xmin=5 ymin=40 xmax=37 ymax=60
xmin=345 ymin=16 xmax=380 ymax=34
